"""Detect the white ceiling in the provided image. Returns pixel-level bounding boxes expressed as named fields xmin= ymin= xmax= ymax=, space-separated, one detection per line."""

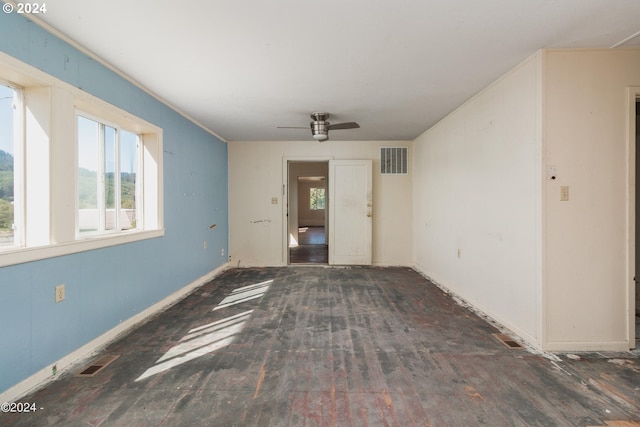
xmin=33 ymin=0 xmax=640 ymax=142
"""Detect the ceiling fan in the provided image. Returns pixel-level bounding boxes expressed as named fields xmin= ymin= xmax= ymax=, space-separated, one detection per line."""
xmin=278 ymin=112 xmax=360 ymax=141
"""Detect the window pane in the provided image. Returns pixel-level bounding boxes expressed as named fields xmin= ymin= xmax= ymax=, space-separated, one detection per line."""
xmin=310 ymin=188 xmax=325 ymax=210
xmin=0 ymin=84 xmax=15 ymax=247
xmin=104 ymin=125 xmax=116 ymax=230
xmin=78 ymin=115 xmax=141 ymax=235
xmin=120 ymin=130 xmax=137 ymax=230
xmin=77 ymin=116 xmax=99 ymax=233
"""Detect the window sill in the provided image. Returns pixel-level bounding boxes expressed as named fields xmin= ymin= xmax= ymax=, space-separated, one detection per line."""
xmin=0 ymin=229 xmax=165 ymax=268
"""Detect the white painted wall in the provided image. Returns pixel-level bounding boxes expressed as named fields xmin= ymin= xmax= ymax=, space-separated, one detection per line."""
xmin=542 ymin=49 xmax=640 ymax=351
xmin=229 ymin=140 xmax=412 ymax=267
xmin=413 ymin=48 xmax=640 ymax=351
xmin=412 ymin=54 xmax=542 ymax=347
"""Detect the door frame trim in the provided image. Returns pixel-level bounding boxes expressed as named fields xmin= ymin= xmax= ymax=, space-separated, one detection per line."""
xmin=626 ymin=86 xmax=640 ymax=347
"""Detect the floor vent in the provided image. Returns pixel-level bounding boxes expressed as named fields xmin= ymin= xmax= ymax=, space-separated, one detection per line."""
xmin=493 ymin=333 xmax=523 ymax=349
xmin=76 ymin=354 xmax=120 ymax=377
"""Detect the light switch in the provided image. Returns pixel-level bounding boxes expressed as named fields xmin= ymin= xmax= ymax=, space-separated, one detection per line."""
xmin=560 ymin=186 xmax=569 ymax=201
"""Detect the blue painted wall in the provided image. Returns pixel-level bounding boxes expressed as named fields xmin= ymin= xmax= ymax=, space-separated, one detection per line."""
xmin=0 ymin=13 xmax=228 ymax=392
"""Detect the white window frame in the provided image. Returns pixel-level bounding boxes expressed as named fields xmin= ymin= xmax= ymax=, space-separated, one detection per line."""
xmin=0 ymin=51 xmax=164 ymax=268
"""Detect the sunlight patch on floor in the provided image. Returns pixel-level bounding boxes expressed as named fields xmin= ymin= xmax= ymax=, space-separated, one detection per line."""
xmin=135 ymin=280 xmax=272 ymax=382
xmin=213 ymin=280 xmax=272 ymax=311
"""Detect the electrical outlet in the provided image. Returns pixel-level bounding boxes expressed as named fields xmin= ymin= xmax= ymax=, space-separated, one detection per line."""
xmin=221 ymin=248 xmax=225 ymax=257
xmin=271 ymin=197 xmax=278 ymax=204
xmin=560 ymin=186 xmax=569 ymax=201
xmin=55 ymin=284 xmax=65 ymax=303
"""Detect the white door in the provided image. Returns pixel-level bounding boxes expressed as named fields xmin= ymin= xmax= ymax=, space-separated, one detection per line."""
xmin=329 ymin=160 xmax=372 ymax=265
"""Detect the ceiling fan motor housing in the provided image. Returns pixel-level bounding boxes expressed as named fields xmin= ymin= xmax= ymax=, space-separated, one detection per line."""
xmin=310 ymin=120 xmax=329 ymax=140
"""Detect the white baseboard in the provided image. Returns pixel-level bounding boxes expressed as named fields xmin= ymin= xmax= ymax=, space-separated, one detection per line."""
xmin=0 ymin=262 xmax=229 ymax=403
xmin=542 ymin=341 xmax=631 ymax=352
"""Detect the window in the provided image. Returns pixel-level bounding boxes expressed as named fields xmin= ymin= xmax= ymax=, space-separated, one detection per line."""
xmin=77 ymin=115 xmax=140 ymax=235
xmin=310 ymin=187 xmax=325 ymax=210
xmin=0 ymin=83 xmax=19 ymax=249
xmin=0 ymin=50 xmax=163 ymax=267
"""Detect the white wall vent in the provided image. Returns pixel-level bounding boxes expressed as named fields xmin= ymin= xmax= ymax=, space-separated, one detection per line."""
xmin=380 ymin=147 xmax=408 ymax=175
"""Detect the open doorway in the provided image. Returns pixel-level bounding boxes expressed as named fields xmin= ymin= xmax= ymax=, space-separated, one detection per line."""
xmin=288 ymin=162 xmax=329 ymax=264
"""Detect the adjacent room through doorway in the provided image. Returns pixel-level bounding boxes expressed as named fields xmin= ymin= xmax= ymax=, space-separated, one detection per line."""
xmin=288 ymin=162 xmax=329 ymax=264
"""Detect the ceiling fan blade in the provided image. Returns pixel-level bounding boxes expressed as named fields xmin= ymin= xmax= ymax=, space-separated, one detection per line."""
xmin=277 ymin=126 xmax=308 ymax=129
xmin=327 ymin=122 xmax=360 ymax=130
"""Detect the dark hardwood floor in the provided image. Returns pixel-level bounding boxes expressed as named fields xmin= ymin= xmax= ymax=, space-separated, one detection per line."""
xmin=290 ymin=226 xmax=328 ymax=264
xmin=2 ymin=267 xmax=639 ymax=426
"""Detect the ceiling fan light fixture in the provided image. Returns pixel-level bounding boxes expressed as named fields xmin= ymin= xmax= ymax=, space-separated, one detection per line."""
xmin=313 ymin=132 xmax=328 ymax=141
